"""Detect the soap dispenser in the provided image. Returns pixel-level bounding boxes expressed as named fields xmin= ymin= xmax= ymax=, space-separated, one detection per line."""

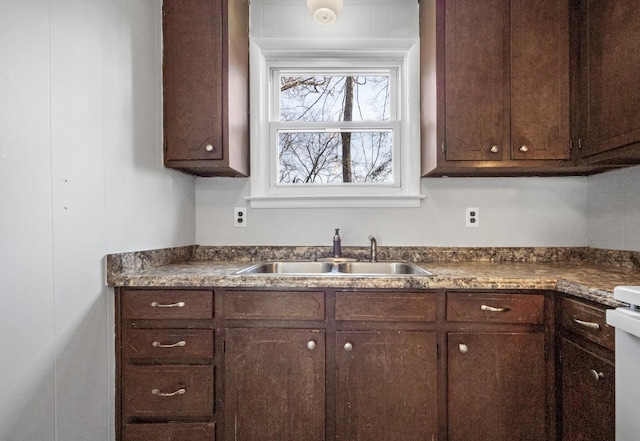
xmin=333 ymin=228 xmax=341 ymax=258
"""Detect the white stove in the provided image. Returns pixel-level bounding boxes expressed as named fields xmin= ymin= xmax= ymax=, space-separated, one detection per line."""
xmin=606 ymin=286 xmax=640 ymax=441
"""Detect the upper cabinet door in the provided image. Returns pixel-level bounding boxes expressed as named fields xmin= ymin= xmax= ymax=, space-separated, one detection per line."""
xmin=163 ymin=0 xmax=249 ymax=177
xmin=163 ymin=0 xmax=224 ymax=161
xmin=444 ymin=0 xmax=509 ymax=161
xmin=580 ymin=0 xmax=640 ymax=161
xmin=510 ymin=0 xmax=571 ymax=161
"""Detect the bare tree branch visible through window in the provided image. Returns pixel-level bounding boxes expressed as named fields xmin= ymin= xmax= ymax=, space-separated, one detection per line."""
xmin=278 ymin=75 xmax=393 ymax=184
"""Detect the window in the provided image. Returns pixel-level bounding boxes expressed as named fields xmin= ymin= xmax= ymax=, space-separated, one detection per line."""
xmin=248 ymin=44 xmax=423 ymax=208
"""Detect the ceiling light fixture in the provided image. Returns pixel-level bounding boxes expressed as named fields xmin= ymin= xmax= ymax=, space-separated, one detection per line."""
xmin=307 ymin=0 xmax=343 ymax=25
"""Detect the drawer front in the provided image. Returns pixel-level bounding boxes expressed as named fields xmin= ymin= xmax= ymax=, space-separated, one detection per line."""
xmin=335 ymin=292 xmax=437 ymax=322
xmin=447 ymin=292 xmax=544 ymax=324
xmin=560 ymin=297 xmax=615 ymax=351
xmin=224 ymin=291 xmax=325 ymax=320
xmin=123 ymin=365 xmax=214 ymax=418
xmin=125 ymin=422 xmax=215 ymax=441
xmin=122 ymin=290 xmax=213 ymax=320
xmin=123 ymin=329 xmax=214 ymax=360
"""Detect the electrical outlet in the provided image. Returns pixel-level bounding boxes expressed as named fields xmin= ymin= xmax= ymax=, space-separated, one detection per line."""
xmin=466 ymin=207 xmax=479 ymax=228
xmin=234 ymin=207 xmax=247 ymax=228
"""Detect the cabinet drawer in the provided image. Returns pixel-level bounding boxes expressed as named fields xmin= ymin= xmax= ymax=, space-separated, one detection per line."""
xmin=560 ymin=297 xmax=615 ymax=351
xmin=224 ymin=291 xmax=325 ymax=320
xmin=123 ymin=365 xmax=214 ymax=418
xmin=335 ymin=292 xmax=437 ymax=322
xmin=123 ymin=329 xmax=214 ymax=360
xmin=125 ymin=422 xmax=215 ymax=441
xmin=447 ymin=292 xmax=544 ymax=324
xmin=122 ymin=290 xmax=213 ymax=320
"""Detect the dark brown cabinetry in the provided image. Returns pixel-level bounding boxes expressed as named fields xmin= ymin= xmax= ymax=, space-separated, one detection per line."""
xmin=116 ymin=288 xmax=556 ymax=441
xmin=446 ymin=292 xmax=550 ymax=441
xmin=557 ymin=296 xmax=615 ymax=441
xmin=116 ymin=289 xmax=216 ymax=441
xmin=222 ymin=290 xmax=326 ymax=441
xmin=224 ymin=328 xmax=326 ymax=441
xmin=424 ymin=0 xmax=573 ymax=176
xmin=162 ymin=0 xmax=249 ymax=176
xmin=577 ymin=0 xmax=640 ymax=166
xmin=334 ymin=292 xmax=439 ymax=440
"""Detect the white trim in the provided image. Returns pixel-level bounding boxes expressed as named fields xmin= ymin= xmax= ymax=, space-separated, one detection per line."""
xmin=248 ymin=39 xmax=423 ymax=208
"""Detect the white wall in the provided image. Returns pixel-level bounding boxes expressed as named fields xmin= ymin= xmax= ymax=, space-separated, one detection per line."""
xmin=195 ymin=176 xmax=588 ymax=247
xmin=0 ymin=1 xmax=194 ymax=441
xmin=588 ymin=165 xmax=640 ymax=251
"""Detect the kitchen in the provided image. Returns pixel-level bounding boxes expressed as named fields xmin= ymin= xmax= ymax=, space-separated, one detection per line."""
xmin=1 ymin=0 xmax=639 ymax=440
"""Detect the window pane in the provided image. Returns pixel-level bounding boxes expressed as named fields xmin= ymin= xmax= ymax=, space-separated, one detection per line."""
xmin=279 ymin=76 xmax=390 ymax=122
xmin=278 ymin=130 xmax=393 ymax=184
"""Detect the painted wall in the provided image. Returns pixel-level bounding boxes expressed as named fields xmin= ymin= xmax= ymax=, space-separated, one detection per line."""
xmin=0 ymin=1 xmax=194 ymax=440
xmin=587 ymin=165 xmax=640 ymax=251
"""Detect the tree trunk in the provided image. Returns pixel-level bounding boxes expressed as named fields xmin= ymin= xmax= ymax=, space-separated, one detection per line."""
xmin=341 ymin=76 xmax=354 ymax=182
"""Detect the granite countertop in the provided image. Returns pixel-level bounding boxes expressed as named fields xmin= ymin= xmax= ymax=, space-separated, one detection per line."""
xmin=106 ymin=246 xmax=640 ymax=308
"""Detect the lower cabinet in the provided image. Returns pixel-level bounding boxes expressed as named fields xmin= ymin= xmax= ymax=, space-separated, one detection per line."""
xmin=558 ymin=296 xmax=615 ymax=441
xmin=223 ymin=328 xmax=326 ymax=441
xmin=335 ymin=331 xmax=438 ymax=440
xmin=116 ymin=288 xmax=558 ymax=441
xmin=448 ymin=332 xmax=546 ymax=441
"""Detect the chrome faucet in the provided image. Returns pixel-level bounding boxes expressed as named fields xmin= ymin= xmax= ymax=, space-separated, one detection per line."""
xmin=333 ymin=228 xmax=342 ymax=258
xmin=368 ymin=235 xmax=377 ymax=262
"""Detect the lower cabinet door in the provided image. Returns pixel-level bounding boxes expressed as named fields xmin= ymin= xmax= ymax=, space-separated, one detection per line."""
xmin=224 ymin=328 xmax=325 ymax=441
xmin=448 ymin=332 xmax=547 ymax=441
xmin=125 ymin=422 xmax=215 ymax=441
xmin=335 ymin=331 xmax=438 ymax=441
xmin=561 ymin=337 xmax=615 ymax=441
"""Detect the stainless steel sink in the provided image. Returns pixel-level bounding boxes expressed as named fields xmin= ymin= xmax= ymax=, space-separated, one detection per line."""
xmin=336 ymin=261 xmax=433 ymax=275
xmin=236 ymin=260 xmax=433 ymax=276
xmin=235 ymin=261 xmax=335 ymax=274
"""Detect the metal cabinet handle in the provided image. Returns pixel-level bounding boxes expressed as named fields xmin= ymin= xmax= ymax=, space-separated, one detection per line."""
xmin=306 ymin=340 xmax=316 ymax=350
xmin=458 ymin=344 xmax=469 ymax=354
xmin=150 ymin=301 xmax=186 ymax=308
xmin=519 ymin=145 xmax=529 ymax=152
xmin=590 ymin=369 xmax=604 ymax=381
xmin=481 ymin=304 xmax=510 ymax=313
xmin=205 ymin=144 xmax=214 ymax=152
xmin=344 ymin=342 xmax=353 ymax=352
xmin=573 ymin=317 xmax=601 ymax=330
xmin=151 ymin=388 xmax=186 ymax=397
xmin=490 ymin=145 xmax=500 ymax=153
xmin=152 ymin=341 xmax=186 ymax=348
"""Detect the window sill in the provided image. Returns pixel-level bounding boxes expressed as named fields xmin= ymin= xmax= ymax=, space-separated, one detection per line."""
xmin=246 ymin=194 xmax=425 ymax=209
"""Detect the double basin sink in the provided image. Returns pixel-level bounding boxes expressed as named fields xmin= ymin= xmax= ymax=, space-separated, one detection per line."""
xmin=236 ymin=260 xmax=433 ymax=276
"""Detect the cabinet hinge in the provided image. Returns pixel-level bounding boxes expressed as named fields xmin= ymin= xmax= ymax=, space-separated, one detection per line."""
xmin=578 ymin=138 xmax=583 ymax=150
xmin=163 ymin=139 xmax=168 ymax=152
xmin=441 ymin=141 xmax=446 ymax=153
xmin=569 ymin=139 xmax=573 ymax=151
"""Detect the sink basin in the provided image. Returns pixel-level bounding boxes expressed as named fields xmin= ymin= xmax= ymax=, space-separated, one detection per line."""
xmin=236 ymin=260 xmax=433 ymax=276
xmin=336 ymin=261 xmax=433 ymax=275
xmin=235 ymin=261 xmax=335 ymax=274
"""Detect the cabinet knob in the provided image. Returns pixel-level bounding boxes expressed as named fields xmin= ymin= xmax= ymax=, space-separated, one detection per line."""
xmin=205 ymin=144 xmax=214 ymax=152
xmin=490 ymin=145 xmax=500 ymax=153
xmin=519 ymin=145 xmax=529 ymax=152
xmin=458 ymin=343 xmax=469 ymax=354
xmin=306 ymin=340 xmax=316 ymax=350
xmin=344 ymin=342 xmax=353 ymax=352
xmin=590 ymin=369 xmax=604 ymax=381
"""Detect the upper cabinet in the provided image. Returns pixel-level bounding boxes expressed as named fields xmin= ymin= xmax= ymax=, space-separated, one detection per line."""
xmin=423 ymin=0 xmax=574 ymax=176
xmin=162 ymin=0 xmax=249 ymax=177
xmin=577 ymin=0 xmax=640 ymax=166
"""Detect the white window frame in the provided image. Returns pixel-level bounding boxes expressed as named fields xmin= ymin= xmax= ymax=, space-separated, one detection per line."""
xmin=247 ymin=41 xmax=424 ymax=208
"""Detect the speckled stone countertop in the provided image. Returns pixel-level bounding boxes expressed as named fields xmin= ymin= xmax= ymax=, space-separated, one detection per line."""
xmin=106 ymin=246 xmax=640 ymax=307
